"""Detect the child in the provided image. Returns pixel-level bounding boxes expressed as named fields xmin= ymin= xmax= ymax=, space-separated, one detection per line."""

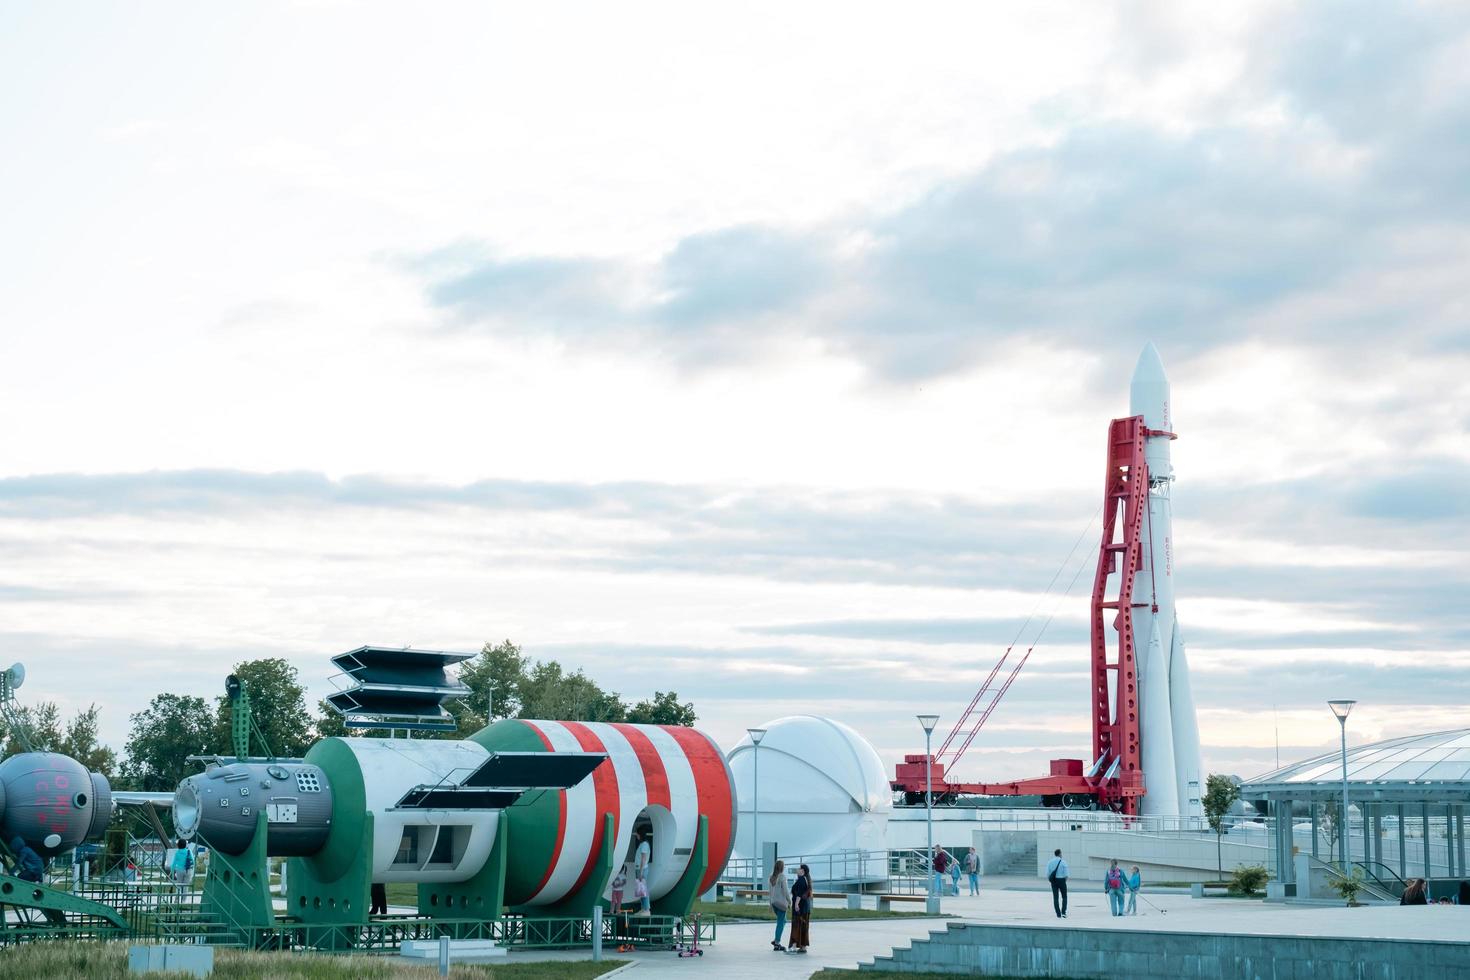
xmin=610 ymin=867 xmax=627 ymax=914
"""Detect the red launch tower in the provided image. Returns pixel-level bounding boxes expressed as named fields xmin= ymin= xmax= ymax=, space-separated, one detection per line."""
xmin=891 ymin=415 xmax=1167 ymax=813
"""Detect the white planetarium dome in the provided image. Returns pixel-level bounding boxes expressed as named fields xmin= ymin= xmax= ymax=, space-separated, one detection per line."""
xmin=728 ymin=715 xmax=892 ymax=862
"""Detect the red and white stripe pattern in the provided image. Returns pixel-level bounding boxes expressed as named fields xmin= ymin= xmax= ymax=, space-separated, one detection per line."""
xmin=516 ymin=720 xmax=734 ymax=906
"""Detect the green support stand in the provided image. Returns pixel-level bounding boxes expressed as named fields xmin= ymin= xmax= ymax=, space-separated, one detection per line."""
xmin=286 ymin=810 xmax=373 ymax=949
xmin=651 ymin=813 xmax=708 ymax=918
xmin=514 ymin=811 xmax=616 ymax=918
xmin=419 ymin=812 xmax=509 ymax=921
xmin=0 ymin=872 xmax=128 ymax=932
xmin=201 ymin=810 xmax=274 ymax=935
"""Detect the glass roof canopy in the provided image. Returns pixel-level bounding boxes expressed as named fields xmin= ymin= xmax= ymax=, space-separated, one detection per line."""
xmin=1242 ymin=728 xmax=1470 ymax=802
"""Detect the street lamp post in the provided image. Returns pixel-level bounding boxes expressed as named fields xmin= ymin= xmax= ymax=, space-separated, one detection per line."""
xmin=917 ymin=714 xmax=940 ymax=914
xmin=1328 ymin=700 xmax=1356 ymax=868
xmin=748 ymin=728 xmax=767 ymax=895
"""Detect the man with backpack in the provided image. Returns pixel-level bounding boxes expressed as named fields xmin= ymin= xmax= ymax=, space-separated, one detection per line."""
xmin=1104 ymin=859 xmax=1126 ymax=916
xmin=1044 ymin=848 xmax=1069 ymax=918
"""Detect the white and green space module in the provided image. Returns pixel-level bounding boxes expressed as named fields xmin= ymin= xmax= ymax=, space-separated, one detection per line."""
xmin=172 ymin=648 xmax=735 ymax=940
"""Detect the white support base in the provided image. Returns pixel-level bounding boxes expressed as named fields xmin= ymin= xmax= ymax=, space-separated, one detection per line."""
xmin=399 ymin=939 xmax=508 ymax=963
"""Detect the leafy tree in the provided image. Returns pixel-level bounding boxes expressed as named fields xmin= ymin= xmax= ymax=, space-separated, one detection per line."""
xmin=626 ymin=691 xmax=697 ymax=727
xmin=517 ymin=661 xmax=626 ymax=722
xmin=313 ymin=699 xmax=349 ymax=740
xmin=2 ymin=701 xmax=63 ymax=756
xmin=120 ymin=694 xmax=214 ymax=791
xmin=2 ymin=702 xmax=117 ymax=776
xmin=458 ymin=639 xmax=528 ymax=722
xmin=1203 ymin=773 xmax=1241 ymax=881
xmin=60 ymin=704 xmax=118 ymax=777
xmin=214 ymin=658 xmax=313 ymax=759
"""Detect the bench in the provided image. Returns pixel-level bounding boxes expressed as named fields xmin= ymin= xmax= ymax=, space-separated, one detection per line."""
xmin=875 ymin=894 xmax=927 ymax=912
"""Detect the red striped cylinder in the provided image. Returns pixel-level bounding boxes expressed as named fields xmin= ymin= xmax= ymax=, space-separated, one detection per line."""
xmin=473 ymin=719 xmax=735 ymax=907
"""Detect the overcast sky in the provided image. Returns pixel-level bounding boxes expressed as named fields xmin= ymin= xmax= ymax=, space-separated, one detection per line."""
xmin=2 ymin=1 xmax=1468 ymax=784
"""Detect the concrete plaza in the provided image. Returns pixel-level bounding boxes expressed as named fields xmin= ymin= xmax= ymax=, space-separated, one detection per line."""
xmin=490 ymin=876 xmax=1470 ymax=978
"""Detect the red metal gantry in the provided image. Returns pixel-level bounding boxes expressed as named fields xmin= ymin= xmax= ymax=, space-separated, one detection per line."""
xmin=891 ymin=415 xmax=1154 ymax=812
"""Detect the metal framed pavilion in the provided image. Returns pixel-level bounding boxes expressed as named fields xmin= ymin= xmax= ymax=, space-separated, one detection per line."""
xmin=1241 ymin=729 xmax=1470 ymax=898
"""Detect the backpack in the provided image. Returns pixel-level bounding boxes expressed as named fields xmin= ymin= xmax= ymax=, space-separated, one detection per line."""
xmin=172 ymin=848 xmax=193 ymax=873
xmin=1106 ymin=868 xmax=1122 ymax=889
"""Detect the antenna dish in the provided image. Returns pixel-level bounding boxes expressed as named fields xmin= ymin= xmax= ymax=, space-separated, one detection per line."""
xmin=3 ymin=663 xmax=24 ymax=691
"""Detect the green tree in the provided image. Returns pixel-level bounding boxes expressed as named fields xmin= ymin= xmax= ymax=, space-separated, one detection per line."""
xmin=214 ymin=658 xmax=313 ymax=759
xmin=2 ymin=702 xmax=116 ymax=776
xmin=517 ymin=661 xmax=626 ymax=722
xmin=1203 ymin=773 xmax=1241 ymax=881
xmin=120 ymin=694 xmax=214 ymax=791
xmin=626 ymin=691 xmax=697 ymax=727
xmin=457 ymin=639 xmax=528 ymax=722
xmin=3 ymin=701 xmax=63 ymax=756
xmin=59 ymin=704 xmax=118 ymax=777
xmin=313 ymin=698 xmax=349 ymax=740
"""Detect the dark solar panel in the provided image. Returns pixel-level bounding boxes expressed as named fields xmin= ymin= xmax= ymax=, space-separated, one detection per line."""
xmin=462 ymin=751 xmax=606 ymax=789
xmin=395 ymin=787 xmax=525 ymax=810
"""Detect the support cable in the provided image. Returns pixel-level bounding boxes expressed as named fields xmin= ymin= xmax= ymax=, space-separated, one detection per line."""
xmin=935 ymin=504 xmax=1101 ymax=764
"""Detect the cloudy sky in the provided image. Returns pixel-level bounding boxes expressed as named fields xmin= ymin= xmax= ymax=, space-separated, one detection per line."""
xmin=2 ymin=1 xmax=1468 ymax=785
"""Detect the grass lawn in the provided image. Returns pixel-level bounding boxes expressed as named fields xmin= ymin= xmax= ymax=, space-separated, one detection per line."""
xmin=0 ymin=943 xmax=626 ymax=980
xmin=385 ymin=881 xmax=422 ymax=907
xmin=691 ymin=899 xmax=938 ymax=923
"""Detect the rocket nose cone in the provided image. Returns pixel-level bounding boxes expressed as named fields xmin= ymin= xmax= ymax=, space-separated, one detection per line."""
xmin=1131 ymin=342 xmax=1167 ymax=387
xmin=1129 ymin=341 xmax=1171 ymax=430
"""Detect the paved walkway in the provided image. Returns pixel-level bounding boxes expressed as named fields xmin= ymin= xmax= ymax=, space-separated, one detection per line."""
xmin=484 ymin=879 xmax=1470 ymax=978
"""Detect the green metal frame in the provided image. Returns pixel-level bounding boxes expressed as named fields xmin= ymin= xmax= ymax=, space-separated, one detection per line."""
xmin=201 ymin=809 xmax=275 ymax=936
xmin=0 ymin=871 xmax=128 ymax=944
xmin=651 ymin=813 xmax=708 ymax=918
xmin=285 ymin=810 xmax=374 ymax=949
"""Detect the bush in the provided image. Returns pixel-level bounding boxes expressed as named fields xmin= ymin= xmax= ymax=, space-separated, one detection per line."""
xmin=1329 ymin=868 xmax=1366 ymax=906
xmin=1228 ymin=864 xmax=1269 ymax=896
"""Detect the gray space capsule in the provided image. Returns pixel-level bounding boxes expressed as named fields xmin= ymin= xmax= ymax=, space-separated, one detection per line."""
xmin=0 ymin=752 xmax=111 ymax=857
xmin=173 ymin=761 xmax=333 ymax=856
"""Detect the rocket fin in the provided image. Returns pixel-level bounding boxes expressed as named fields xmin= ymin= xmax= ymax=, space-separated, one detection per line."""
xmin=1138 ymin=620 xmax=1179 ymax=817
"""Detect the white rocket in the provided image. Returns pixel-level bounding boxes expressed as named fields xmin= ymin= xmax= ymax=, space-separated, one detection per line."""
xmin=1130 ymin=343 xmax=1204 ymax=820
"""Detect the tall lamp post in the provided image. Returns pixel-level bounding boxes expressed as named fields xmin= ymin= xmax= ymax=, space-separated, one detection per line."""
xmin=917 ymin=714 xmax=940 ymax=914
xmin=748 ymin=728 xmax=767 ymax=894
xmin=1327 ymin=700 xmax=1356 ymax=868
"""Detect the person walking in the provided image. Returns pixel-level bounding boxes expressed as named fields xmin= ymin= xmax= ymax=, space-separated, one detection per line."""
xmin=1045 ymin=848 xmax=1069 ymax=918
xmin=949 ymin=852 xmax=962 ymax=895
xmin=788 ymin=864 xmax=812 ymax=954
xmin=1104 ymin=860 xmax=1126 ymax=916
xmin=964 ymin=847 xmax=980 ymax=896
xmin=1126 ymin=866 xmax=1142 ymax=915
xmin=369 ymin=882 xmax=388 ymax=916
xmin=931 ymin=846 xmax=950 ymax=896
xmin=768 ymin=860 xmax=791 ymax=951
xmin=169 ymin=839 xmax=195 ymax=896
